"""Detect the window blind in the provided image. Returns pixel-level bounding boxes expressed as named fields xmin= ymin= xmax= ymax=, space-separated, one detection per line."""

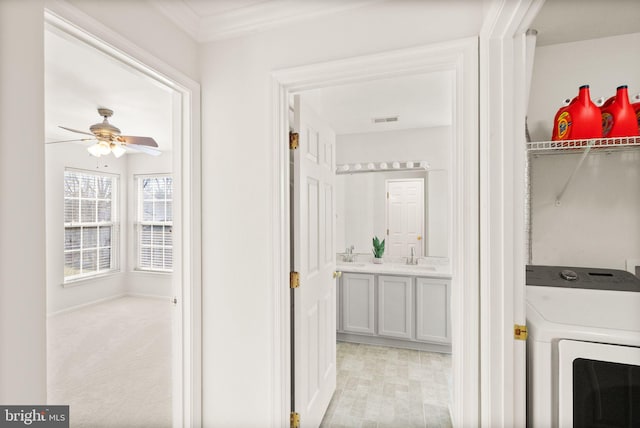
xmin=64 ymin=170 xmax=119 ymax=281
xmin=136 ymin=175 xmax=173 ymax=272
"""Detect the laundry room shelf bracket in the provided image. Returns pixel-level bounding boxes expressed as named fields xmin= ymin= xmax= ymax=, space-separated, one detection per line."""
xmin=526 ymin=137 xmax=640 ymax=206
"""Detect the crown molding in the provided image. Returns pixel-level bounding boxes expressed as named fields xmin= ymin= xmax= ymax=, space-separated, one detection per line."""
xmin=151 ymin=0 xmax=200 ymax=41
xmin=152 ymin=0 xmax=384 ymax=43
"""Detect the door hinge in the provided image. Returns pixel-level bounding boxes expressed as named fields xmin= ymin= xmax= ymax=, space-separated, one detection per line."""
xmin=289 ymin=132 xmax=299 ymax=150
xmin=386 ymin=191 xmax=389 ymax=199
xmin=386 ymin=228 xmax=389 ymax=236
xmin=290 ymin=412 xmax=300 ymax=428
xmin=290 ymin=271 xmax=300 ymax=289
xmin=514 ymin=324 xmax=528 ymax=340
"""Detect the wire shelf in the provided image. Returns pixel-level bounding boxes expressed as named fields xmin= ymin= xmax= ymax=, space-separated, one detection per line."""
xmin=527 ymin=136 xmax=640 ymax=153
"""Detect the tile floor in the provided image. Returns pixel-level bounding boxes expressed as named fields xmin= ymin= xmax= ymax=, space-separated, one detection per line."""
xmin=320 ymin=342 xmax=452 ymax=428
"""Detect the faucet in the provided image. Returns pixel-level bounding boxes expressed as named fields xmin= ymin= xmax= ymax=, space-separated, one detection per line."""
xmin=344 ymin=245 xmax=355 ymax=262
xmin=407 ymin=247 xmax=418 ymax=265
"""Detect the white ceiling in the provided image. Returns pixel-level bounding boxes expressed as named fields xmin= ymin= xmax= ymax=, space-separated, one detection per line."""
xmin=299 ymin=71 xmax=454 ymax=135
xmin=532 ymin=0 xmax=640 ymax=46
xmin=45 ymin=26 xmax=174 ymax=153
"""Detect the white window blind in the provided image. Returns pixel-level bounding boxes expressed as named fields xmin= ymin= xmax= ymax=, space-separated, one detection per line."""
xmin=64 ymin=170 xmax=119 ymax=282
xmin=135 ymin=175 xmax=173 ymax=272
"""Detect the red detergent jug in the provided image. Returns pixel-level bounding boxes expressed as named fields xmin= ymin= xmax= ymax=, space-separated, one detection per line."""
xmin=552 ymin=85 xmax=601 ymax=142
xmin=632 ymin=93 xmax=640 ymax=135
xmin=600 ymin=85 xmax=638 ymax=138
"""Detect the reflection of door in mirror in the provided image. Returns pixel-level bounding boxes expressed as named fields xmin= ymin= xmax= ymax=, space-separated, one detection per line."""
xmin=385 ymin=179 xmax=424 ymax=258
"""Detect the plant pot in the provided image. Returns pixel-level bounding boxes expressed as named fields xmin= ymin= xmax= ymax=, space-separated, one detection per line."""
xmin=372 ymin=257 xmax=383 ymax=264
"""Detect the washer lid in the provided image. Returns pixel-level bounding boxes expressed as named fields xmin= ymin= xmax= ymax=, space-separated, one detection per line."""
xmin=526 ymin=265 xmax=640 ymax=292
xmin=527 ymin=285 xmax=640 ymax=333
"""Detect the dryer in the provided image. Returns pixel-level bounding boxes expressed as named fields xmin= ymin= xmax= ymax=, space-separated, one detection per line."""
xmin=526 ymin=265 xmax=640 ymax=427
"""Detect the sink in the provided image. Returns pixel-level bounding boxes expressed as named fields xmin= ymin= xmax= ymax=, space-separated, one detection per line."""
xmin=338 ymin=262 xmax=366 ymax=267
xmin=408 ymin=265 xmax=436 ymax=271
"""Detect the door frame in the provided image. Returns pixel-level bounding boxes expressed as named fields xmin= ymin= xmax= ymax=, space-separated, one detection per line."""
xmin=271 ymin=37 xmax=479 ymax=426
xmin=479 ymin=0 xmax=546 ymax=426
xmin=43 ymin=4 xmax=202 ymax=427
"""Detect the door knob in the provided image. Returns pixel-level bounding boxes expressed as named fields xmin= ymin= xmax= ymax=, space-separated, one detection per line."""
xmin=333 ymin=271 xmax=342 ymax=279
xmin=417 ymin=235 xmax=422 ymax=241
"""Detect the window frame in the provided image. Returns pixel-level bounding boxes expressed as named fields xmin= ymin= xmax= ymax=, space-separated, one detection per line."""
xmin=63 ymin=168 xmax=120 ymax=283
xmin=134 ymin=173 xmax=174 ymax=273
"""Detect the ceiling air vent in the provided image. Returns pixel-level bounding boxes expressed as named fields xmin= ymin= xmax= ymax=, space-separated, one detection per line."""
xmin=372 ymin=116 xmax=399 ymax=124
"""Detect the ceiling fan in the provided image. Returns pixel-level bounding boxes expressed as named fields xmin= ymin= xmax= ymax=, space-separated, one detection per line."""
xmin=47 ymin=107 xmax=161 ymax=157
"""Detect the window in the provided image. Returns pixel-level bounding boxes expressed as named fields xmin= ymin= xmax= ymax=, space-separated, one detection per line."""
xmin=64 ymin=170 xmax=119 ymax=281
xmin=135 ymin=175 xmax=173 ymax=272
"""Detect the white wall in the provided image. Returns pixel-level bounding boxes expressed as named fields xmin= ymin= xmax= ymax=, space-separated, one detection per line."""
xmin=45 ymin=144 xmax=128 ymax=315
xmin=200 ymin=1 xmax=482 ymax=425
xmin=0 ymin=0 xmax=196 ymax=403
xmin=65 ymin=0 xmax=200 ymax=83
xmin=337 ymin=126 xmax=451 ymax=170
xmin=0 ymin=0 xmax=47 ymax=404
xmin=528 ymin=33 xmax=640 ymax=269
xmin=45 ymin=146 xmax=174 ymax=315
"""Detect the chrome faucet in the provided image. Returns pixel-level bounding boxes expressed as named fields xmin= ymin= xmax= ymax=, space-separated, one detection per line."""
xmin=344 ymin=245 xmax=355 ymax=262
xmin=407 ymin=247 xmax=418 ymax=265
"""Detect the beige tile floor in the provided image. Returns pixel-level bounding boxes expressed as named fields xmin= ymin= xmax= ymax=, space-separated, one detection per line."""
xmin=320 ymin=342 xmax=452 ymax=428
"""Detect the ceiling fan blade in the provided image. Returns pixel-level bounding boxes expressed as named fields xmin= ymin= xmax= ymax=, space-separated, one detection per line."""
xmin=46 ymin=138 xmax=95 ymax=144
xmin=118 ymin=135 xmax=158 ymax=147
xmin=59 ymin=126 xmax=94 ymax=136
xmin=125 ymin=144 xmax=161 ymax=156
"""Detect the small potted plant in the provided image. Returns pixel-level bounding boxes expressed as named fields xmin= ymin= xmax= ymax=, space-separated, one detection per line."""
xmin=372 ymin=236 xmax=385 ymax=264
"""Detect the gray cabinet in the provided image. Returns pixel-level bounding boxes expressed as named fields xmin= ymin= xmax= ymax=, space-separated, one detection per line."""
xmin=416 ymin=277 xmax=451 ymax=344
xmin=378 ymin=275 xmax=412 ymax=339
xmin=337 ymin=271 xmax=451 ymax=351
xmin=341 ymin=273 xmax=375 ymax=335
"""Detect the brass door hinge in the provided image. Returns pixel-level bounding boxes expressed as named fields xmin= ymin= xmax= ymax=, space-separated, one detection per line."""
xmin=289 ymin=132 xmax=299 ymax=150
xmin=514 ymin=324 xmax=528 ymax=340
xmin=290 ymin=271 xmax=300 ymax=289
xmin=290 ymin=412 xmax=300 ymax=428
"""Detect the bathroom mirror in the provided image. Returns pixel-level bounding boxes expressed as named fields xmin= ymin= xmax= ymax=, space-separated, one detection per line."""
xmin=336 ymin=168 xmax=450 ymax=259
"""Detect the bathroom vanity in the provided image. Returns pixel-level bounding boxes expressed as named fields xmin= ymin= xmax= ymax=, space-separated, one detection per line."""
xmin=336 ymin=261 xmax=452 ymax=353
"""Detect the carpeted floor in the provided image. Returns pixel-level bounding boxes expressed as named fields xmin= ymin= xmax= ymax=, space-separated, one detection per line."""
xmin=47 ymin=296 xmax=172 ymax=428
xmin=320 ymin=342 xmax=452 ymax=428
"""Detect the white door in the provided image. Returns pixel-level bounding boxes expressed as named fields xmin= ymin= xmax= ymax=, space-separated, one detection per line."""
xmin=386 ymin=179 xmax=424 ymax=258
xmin=292 ymin=95 xmax=336 ymax=427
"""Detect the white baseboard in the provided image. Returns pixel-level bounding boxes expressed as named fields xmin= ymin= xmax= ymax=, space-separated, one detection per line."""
xmin=126 ymin=292 xmax=171 ymax=301
xmin=47 ymin=293 xmax=172 ymax=317
xmin=47 ymin=293 xmax=126 ymax=317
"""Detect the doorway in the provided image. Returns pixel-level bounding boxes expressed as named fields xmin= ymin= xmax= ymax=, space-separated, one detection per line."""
xmin=274 ymin=38 xmax=479 ymax=426
xmin=43 ymin=7 xmax=201 ymax=427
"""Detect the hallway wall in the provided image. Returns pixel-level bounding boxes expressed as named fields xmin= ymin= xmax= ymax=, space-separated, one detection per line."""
xmin=199 ymin=1 xmax=484 ymax=425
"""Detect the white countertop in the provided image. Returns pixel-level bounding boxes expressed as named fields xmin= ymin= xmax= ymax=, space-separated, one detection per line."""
xmin=336 ymin=261 xmax=452 ymax=279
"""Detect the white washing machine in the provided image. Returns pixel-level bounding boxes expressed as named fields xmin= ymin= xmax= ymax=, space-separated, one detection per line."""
xmin=526 ymin=265 xmax=640 ymax=428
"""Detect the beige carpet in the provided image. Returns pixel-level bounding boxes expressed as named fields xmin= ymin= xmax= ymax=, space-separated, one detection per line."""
xmin=47 ymin=296 xmax=172 ymax=428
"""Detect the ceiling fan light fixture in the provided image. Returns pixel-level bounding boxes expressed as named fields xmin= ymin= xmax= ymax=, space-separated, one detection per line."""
xmin=87 ymin=143 xmax=103 ymax=157
xmin=111 ymin=143 xmax=126 ymax=158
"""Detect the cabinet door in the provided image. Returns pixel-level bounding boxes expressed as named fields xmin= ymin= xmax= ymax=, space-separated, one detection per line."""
xmin=416 ymin=277 xmax=451 ymax=344
xmin=378 ymin=275 xmax=412 ymax=339
xmin=341 ymin=273 xmax=375 ymax=335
